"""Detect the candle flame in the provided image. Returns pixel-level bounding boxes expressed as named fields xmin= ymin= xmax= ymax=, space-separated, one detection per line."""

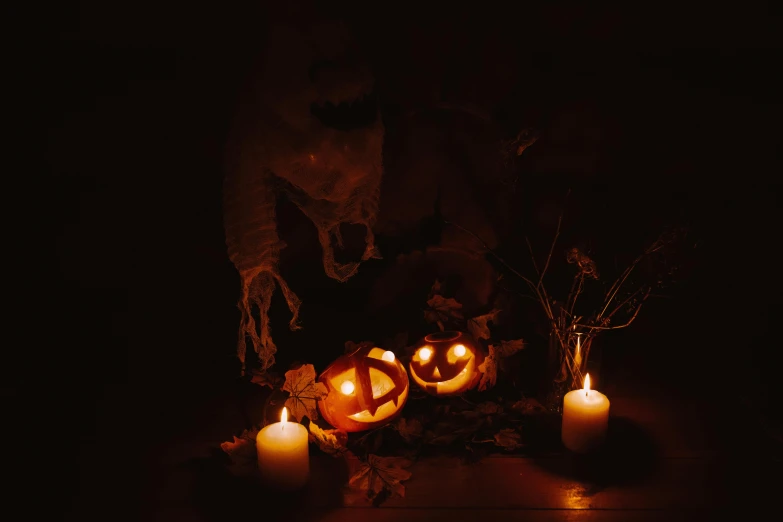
xmin=281 ymin=407 xmax=288 ymax=423
xmin=584 ymin=373 xmax=590 ymax=396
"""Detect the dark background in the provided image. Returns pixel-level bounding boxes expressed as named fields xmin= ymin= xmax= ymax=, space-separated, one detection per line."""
xmin=30 ymin=1 xmax=783 ymax=519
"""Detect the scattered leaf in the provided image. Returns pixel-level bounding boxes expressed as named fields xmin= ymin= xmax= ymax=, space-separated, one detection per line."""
xmin=496 ymin=338 xmax=525 ymax=357
xmin=423 ymin=430 xmax=457 ymax=445
xmin=467 ymin=309 xmax=500 ymax=340
xmin=282 ymin=364 xmax=328 ymax=422
xmin=423 ymin=418 xmax=484 ymax=445
xmin=424 ymin=295 xmax=464 ymax=330
xmin=348 ymin=454 xmax=413 ymax=502
xmin=367 ymin=428 xmax=385 ymax=454
xmin=220 ymin=428 xmax=259 ymax=467
xmin=394 ymin=417 xmax=423 ymax=442
xmin=477 ymin=348 xmax=498 ymax=391
xmin=475 ymin=401 xmax=503 ymax=415
xmin=510 ymin=397 xmax=547 ymax=415
xmin=249 ymin=369 xmax=282 ymax=388
xmin=308 ymin=423 xmax=348 ymax=456
xmin=478 ymin=340 xmax=525 ymax=391
xmin=494 ymin=428 xmax=523 ymax=450
xmin=462 ymin=401 xmax=503 ymax=420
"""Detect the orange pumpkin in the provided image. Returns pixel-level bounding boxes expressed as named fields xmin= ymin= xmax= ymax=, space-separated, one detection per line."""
xmin=410 ymin=331 xmax=484 ymax=396
xmin=317 ymin=345 xmax=409 ymax=432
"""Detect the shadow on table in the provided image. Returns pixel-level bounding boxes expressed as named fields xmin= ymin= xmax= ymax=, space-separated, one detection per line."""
xmin=184 ymin=450 xmax=348 ymax=522
xmin=530 ymin=416 xmax=660 ymax=489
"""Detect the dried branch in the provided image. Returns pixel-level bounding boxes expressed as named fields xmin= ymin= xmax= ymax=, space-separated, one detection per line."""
xmin=525 ymin=237 xmax=541 ymax=278
xmin=577 ymin=288 xmax=652 ymax=331
xmin=444 ymin=219 xmax=542 ymax=302
xmin=598 ymin=231 xmax=673 ymax=320
xmin=567 ymin=273 xmax=585 ymax=318
xmin=539 ymin=212 xmax=563 ymax=287
xmin=599 ymin=254 xmax=642 ymax=318
xmin=605 ymin=286 xmax=648 ymax=320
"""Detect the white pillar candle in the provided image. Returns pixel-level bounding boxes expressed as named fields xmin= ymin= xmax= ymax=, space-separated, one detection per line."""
xmin=561 ymin=374 xmax=610 ymax=453
xmin=256 ymin=407 xmax=310 ymax=490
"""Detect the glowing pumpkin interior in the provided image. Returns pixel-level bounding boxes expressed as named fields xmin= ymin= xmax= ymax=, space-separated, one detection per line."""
xmin=409 ymin=331 xmax=483 ymax=395
xmin=318 ymin=346 xmax=409 ymax=432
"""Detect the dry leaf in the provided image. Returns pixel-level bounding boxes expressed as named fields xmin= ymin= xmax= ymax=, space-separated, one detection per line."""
xmin=220 ymin=428 xmax=259 ymax=466
xmin=249 ymin=369 xmax=282 ymax=388
xmin=308 ymin=423 xmax=348 ymax=456
xmin=494 ymin=428 xmax=523 ymax=450
xmin=475 ymin=401 xmax=503 ymax=415
xmin=348 ymin=454 xmax=413 ymax=501
xmin=282 ymin=364 xmax=328 ymax=421
xmin=467 ymin=309 xmax=500 ymax=340
xmin=394 ymin=417 xmax=424 ymax=442
xmin=496 ymin=338 xmax=525 ymax=357
xmin=477 ymin=347 xmax=498 ymax=391
xmin=424 ymin=295 xmax=464 ymax=330
xmin=510 ymin=398 xmax=546 ymax=415
xmin=462 ymin=401 xmax=503 ymax=420
xmin=477 ymin=339 xmax=525 ymax=391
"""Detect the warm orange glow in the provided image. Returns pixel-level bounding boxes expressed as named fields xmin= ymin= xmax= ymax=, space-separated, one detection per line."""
xmin=410 ymin=332 xmax=484 ymax=396
xmin=340 ymin=380 xmax=355 ymax=395
xmin=318 ymin=344 xmax=409 ymax=432
xmin=584 ymin=374 xmax=591 ymax=395
xmin=281 ymin=407 xmax=288 ymax=423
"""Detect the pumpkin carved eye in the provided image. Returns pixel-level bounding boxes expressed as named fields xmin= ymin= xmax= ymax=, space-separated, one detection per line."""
xmin=418 ymin=347 xmax=433 ymax=361
xmin=340 ymin=380 xmax=355 ymax=395
xmin=453 ymin=344 xmax=466 ymax=357
xmin=381 ymin=351 xmax=395 ymax=362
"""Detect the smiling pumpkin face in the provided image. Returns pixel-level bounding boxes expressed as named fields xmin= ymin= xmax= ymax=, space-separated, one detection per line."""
xmin=317 ymin=345 xmax=409 ymax=432
xmin=409 ymin=331 xmax=484 ymax=396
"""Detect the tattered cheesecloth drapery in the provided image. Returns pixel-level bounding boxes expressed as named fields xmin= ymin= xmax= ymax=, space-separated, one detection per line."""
xmin=224 ymin=21 xmax=384 ymax=374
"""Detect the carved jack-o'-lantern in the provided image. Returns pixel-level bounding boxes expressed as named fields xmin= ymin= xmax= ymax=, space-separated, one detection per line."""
xmin=410 ymin=331 xmax=484 ymax=396
xmin=318 ymin=345 xmax=409 ymax=432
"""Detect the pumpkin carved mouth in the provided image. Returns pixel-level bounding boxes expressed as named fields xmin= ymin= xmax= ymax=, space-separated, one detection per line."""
xmin=410 ymin=357 xmax=476 ymax=395
xmin=348 ymin=385 xmax=409 ymax=421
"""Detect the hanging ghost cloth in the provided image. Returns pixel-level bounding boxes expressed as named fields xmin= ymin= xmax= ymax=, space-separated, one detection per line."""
xmin=224 ymin=20 xmax=383 ymax=374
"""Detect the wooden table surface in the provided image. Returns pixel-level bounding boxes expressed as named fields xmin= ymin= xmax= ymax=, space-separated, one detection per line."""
xmin=139 ymin=382 xmax=780 ymax=522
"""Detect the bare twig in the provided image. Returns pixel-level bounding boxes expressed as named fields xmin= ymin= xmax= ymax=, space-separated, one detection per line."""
xmin=605 ymin=286 xmax=647 ymax=320
xmin=599 ymin=255 xmax=642 ymax=318
xmin=539 ymin=211 xmax=564 ymax=287
xmin=496 ymin=283 xmax=540 ymax=302
xmin=599 ymin=232 xmax=672 ymax=318
xmin=577 ymin=288 xmax=652 ymax=331
xmin=444 ymin=219 xmax=541 ymax=298
xmin=525 ymin=236 xmax=541 ymax=278
xmin=567 ymin=274 xmax=585 ymax=317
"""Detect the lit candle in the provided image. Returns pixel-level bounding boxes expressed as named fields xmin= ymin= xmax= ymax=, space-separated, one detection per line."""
xmin=256 ymin=407 xmax=309 ymax=490
xmin=561 ymin=374 xmax=610 ymax=453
